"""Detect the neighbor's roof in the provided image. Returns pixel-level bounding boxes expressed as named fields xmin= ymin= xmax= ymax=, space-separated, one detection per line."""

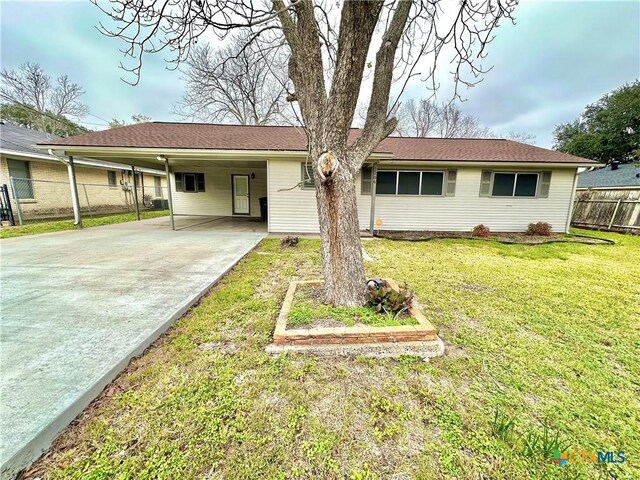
xmin=39 ymin=122 xmax=596 ymax=164
xmin=578 ymin=163 xmax=640 ymax=188
xmin=1 ymin=122 xmax=164 ymax=174
xmin=1 ymin=121 xmax=60 ymax=157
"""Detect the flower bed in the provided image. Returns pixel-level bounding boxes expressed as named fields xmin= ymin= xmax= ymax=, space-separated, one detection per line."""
xmin=271 ymin=278 xmax=438 ymax=347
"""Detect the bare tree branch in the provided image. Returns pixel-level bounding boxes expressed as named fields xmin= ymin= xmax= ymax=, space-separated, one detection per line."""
xmin=0 ymin=62 xmax=88 ymax=135
xmin=173 ymin=35 xmax=291 ymax=125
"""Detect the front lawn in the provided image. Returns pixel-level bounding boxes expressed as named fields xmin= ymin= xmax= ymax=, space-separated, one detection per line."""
xmin=27 ymin=230 xmax=639 ymax=479
xmin=0 ymin=210 xmax=169 ymax=239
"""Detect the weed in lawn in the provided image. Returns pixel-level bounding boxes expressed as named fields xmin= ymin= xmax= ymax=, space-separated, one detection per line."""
xmin=368 ymin=394 xmax=411 ymax=442
xmin=299 ymin=429 xmax=340 ymax=476
xmin=521 ymin=421 xmax=571 ymax=459
xmin=349 ymin=463 xmax=378 ymax=480
xmin=491 ymin=407 xmax=518 ymax=441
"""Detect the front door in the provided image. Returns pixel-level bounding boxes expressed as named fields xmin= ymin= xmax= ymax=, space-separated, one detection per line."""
xmin=232 ymin=174 xmax=250 ymax=215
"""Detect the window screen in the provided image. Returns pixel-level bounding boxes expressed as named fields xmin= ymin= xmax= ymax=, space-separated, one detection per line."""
xmin=491 ymin=172 xmax=538 ymax=197
xmin=514 ymin=173 xmax=538 ymax=197
xmin=107 ymin=170 xmax=117 ymax=187
xmin=154 ymin=176 xmax=162 ymax=197
xmin=376 ymin=171 xmax=397 ymax=194
xmin=7 ymin=159 xmax=33 ymax=199
xmin=398 ymin=172 xmax=420 ymax=195
xmin=492 ymin=173 xmax=516 ymax=196
xmin=184 ymin=174 xmax=196 ymax=192
xmin=421 ymin=172 xmax=444 ymax=195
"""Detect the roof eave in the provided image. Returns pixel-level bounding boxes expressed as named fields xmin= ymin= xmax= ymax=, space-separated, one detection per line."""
xmin=0 ymin=147 xmax=57 ymax=162
xmin=378 ymin=159 xmax=593 ymax=168
xmin=35 ymin=144 xmax=394 ymax=161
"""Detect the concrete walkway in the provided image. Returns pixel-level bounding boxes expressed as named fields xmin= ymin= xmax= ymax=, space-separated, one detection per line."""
xmin=0 ymin=218 xmax=265 ymax=479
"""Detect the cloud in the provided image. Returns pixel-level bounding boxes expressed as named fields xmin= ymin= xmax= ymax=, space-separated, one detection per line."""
xmin=402 ymin=0 xmax=640 ymax=146
xmin=1 ymin=0 xmax=185 ymax=127
xmin=1 ymin=0 xmax=638 ymax=146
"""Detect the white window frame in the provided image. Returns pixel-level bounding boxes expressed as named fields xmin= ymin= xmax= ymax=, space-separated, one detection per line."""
xmin=490 ymin=171 xmax=540 ymax=198
xmin=376 ymin=170 xmax=446 ymax=196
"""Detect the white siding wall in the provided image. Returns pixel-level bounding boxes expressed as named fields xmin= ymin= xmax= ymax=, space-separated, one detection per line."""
xmin=374 ymin=166 xmax=576 ymax=232
xmin=171 ymin=166 xmax=266 ymax=217
xmin=268 ymin=159 xmax=320 ymax=232
xmin=268 ymin=159 xmax=577 ymax=233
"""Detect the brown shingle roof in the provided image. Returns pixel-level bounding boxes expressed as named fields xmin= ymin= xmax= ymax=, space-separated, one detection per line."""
xmin=40 ymin=122 xmax=595 ymax=164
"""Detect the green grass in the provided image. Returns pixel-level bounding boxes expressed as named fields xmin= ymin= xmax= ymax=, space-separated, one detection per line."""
xmin=287 ymin=285 xmax=418 ymax=327
xmin=28 ymin=229 xmax=639 ymax=480
xmin=0 ymin=210 xmax=169 ymax=239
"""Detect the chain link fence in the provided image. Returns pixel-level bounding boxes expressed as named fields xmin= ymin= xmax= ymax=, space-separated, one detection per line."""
xmin=8 ymin=177 xmax=170 ymax=225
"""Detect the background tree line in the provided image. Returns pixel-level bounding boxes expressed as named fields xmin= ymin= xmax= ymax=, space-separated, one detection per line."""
xmin=553 ymin=81 xmax=640 ymax=164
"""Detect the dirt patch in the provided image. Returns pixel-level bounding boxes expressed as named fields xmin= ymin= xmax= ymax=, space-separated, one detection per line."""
xmin=376 ymin=230 xmax=612 ymax=245
xmin=444 ymin=345 xmax=467 ymax=358
xmin=459 ymin=282 xmax=494 ymax=293
xmin=197 ymin=341 xmax=239 ymax=355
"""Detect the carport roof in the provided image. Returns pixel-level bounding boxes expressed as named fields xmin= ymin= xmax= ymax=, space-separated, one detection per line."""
xmin=38 ymin=121 xmax=596 ymax=164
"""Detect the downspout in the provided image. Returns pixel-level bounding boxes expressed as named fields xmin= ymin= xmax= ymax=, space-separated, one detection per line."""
xmin=49 ymin=149 xmax=82 ymax=227
xmin=565 ymin=168 xmax=579 ymax=233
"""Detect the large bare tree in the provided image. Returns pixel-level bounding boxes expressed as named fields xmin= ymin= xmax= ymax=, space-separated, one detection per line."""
xmin=397 ymin=98 xmax=536 ymax=143
xmin=93 ymin=0 xmax=516 ymax=306
xmin=0 ymin=62 xmax=89 ymax=135
xmin=397 ymin=99 xmax=492 ymax=138
xmin=174 ymin=35 xmax=290 ymax=124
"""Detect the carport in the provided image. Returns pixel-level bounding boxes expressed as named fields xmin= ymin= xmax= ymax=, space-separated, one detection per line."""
xmin=0 ymin=219 xmax=265 ymax=478
xmin=36 ymin=123 xmax=280 ymax=233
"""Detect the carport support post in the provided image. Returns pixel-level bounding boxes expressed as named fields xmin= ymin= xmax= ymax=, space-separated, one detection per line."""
xmin=67 ymin=156 xmax=82 ymax=228
xmin=131 ymin=166 xmax=141 ymax=221
xmin=164 ymin=157 xmax=175 ymax=231
xmin=369 ymin=162 xmax=378 ymax=234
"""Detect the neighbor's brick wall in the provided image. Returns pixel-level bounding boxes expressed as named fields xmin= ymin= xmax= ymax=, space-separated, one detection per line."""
xmin=0 ymin=155 xmax=166 ymax=220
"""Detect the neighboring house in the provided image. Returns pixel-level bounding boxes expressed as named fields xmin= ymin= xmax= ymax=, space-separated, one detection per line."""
xmin=0 ymin=122 xmax=166 ymax=221
xmin=577 ymin=162 xmax=640 ymax=191
xmin=37 ymin=122 xmax=596 ymax=233
xmin=572 ymin=162 xmax=640 ymax=232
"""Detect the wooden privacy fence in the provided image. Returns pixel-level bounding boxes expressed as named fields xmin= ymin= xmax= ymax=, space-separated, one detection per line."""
xmin=572 ymin=189 xmax=640 ymax=233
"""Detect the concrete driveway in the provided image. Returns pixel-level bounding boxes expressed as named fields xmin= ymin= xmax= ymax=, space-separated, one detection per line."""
xmin=0 ymin=217 xmax=265 ymax=479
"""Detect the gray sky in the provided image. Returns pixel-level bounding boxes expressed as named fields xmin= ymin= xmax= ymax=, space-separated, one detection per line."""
xmin=1 ymin=0 xmax=638 ymax=147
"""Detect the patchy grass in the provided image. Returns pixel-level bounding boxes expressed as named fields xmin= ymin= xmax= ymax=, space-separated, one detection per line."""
xmin=26 ymin=229 xmax=639 ymax=479
xmin=0 ymin=210 xmax=169 ymax=239
xmin=287 ymin=285 xmax=417 ymax=328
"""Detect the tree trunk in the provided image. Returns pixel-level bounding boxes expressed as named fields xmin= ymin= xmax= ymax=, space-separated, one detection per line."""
xmin=314 ymin=150 xmax=368 ymax=307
